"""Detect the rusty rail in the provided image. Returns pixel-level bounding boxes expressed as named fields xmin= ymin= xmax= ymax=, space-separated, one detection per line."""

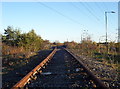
xmin=12 ymin=48 xmax=57 ymax=88
xmin=64 ymin=48 xmax=108 ymax=89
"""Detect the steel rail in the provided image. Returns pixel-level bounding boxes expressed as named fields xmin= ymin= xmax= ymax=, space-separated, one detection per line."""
xmin=64 ymin=48 xmax=109 ymax=89
xmin=11 ymin=48 xmax=57 ymax=89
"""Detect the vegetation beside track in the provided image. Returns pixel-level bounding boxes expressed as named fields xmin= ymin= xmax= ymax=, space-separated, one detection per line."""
xmin=63 ymin=40 xmax=120 ymax=88
xmin=1 ymin=26 xmax=53 ymax=74
xmin=63 ymin=40 xmax=120 ymax=70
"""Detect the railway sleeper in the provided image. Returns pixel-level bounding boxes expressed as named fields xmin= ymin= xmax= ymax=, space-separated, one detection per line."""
xmin=30 ymin=75 xmax=37 ymax=80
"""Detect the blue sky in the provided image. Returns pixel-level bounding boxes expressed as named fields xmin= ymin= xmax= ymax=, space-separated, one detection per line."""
xmin=2 ymin=2 xmax=118 ymax=43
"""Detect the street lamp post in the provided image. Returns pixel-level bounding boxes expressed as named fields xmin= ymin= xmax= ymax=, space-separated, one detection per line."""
xmin=105 ymin=11 xmax=115 ymax=54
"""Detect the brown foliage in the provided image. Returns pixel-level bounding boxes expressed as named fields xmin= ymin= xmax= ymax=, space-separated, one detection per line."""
xmin=2 ymin=43 xmax=25 ymax=55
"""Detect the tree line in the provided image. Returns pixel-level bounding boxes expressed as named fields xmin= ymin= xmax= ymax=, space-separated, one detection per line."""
xmin=2 ymin=26 xmax=50 ymax=55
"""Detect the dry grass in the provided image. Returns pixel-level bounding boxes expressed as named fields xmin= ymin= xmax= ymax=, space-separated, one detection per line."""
xmin=2 ymin=43 xmax=25 ymax=55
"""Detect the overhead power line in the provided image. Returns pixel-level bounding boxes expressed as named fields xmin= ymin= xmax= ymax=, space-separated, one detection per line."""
xmin=79 ymin=2 xmax=101 ymax=22
xmin=94 ymin=2 xmax=104 ymax=13
xmin=69 ymin=3 xmax=92 ymax=23
xmin=77 ymin=2 xmax=105 ymax=28
xmin=36 ymin=2 xmax=85 ymax=28
xmin=70 ymin=2 xmax=103 ymax=26
xmin=85 ymin=2 xmax=103 ymax=21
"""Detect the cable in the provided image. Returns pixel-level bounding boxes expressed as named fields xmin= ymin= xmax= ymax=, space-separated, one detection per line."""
xmin=94 ymin=2 xmax=104 ymax=13
xmin=36 ymin=2 xmax=85 ymax=28
xmin=79 ymin=2 xmax=101 ymax=22
xmin=70 ymin=2 xmax=103 ymax=30
xmin=70 ymin=2 xmax=103 ymax=25
xmin=77 ymin=2 xmax=105 ymax=29
xmin=85 ymin=2 xmax=103 ymax=21
xmin=70 ymin=3 xmax=91 ymax=20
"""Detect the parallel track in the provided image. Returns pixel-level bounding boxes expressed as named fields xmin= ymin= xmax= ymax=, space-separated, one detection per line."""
xmin=12 ymin=48 xmax=108 ymax=89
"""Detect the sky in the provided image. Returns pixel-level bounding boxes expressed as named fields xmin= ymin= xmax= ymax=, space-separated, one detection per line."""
xmin=1 ymin=1 xmax=118 ymax=43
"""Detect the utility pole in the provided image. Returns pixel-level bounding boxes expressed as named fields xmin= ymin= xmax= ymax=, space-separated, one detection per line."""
xmin=105 ymin=11 xmax=115 ymax=54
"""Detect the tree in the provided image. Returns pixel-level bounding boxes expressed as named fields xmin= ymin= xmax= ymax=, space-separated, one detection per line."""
xmin=2 ymin=26 xmax=44 ymax=53
xmin=16 ymin=29 xmax=43 ymax=51
xmin=2 ymin=26 xmax=21 ymax=46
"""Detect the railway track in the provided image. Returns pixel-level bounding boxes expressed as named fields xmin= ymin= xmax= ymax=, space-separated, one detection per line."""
xmin=12 ymin=48 xmax=108 ymax=89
